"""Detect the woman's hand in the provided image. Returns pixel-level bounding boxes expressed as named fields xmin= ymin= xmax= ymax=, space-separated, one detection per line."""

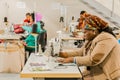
xmin=59 ymin=51 xmax=68 ymax=58
xmin=21 ymin=41 xmax=27 ymax=46
xmin=57 ymin=57 xmax=74 ymax=63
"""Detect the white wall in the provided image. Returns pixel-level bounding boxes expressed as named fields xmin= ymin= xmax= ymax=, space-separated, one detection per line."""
xmin=0 ymin=0 xmax=65 ymax=39
xmin=0 ymin=0 xmax=35 ymax=25
xmin=95 ymin=0 xmax=120 ymax=17
xmin=0 ymin=0 xmax=116 ymax=39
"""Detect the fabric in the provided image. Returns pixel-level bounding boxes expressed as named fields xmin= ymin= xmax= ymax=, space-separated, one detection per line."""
xmin=77 ymin=14 xmax=108 ymax=30
xmin=14 ymin=24 xmax=24 ymax=34
xmin=25 ymin=34 xmax=37 ymax=47
xmin=36 ymin=21 xmax=42 ymax=33
xmin=77 ymin=14 xmax=91 ymax=29
xmin=66 ymin=32 xmax=120 ymax=80
xmin=84 ymin=24 xmax=96 ymax=30
xmin=22 ymin=25 xmax=32 ymax=34
xmin=85 ymin=15 xmax=108 ymax=30
xmin=24 ymin=19 xmax=30 ymax=23
xmin=35 ymin=13 xmax=42 ymax=22
xmin=22 ymin=21 xmax=42 ymax=34
xmin=0 ymin=41 xmax=25 ymax=73
xmin=24 ymin=34 xmax=39 ymax=53
xmin=88 ymin=15 xmax=108 ymax=29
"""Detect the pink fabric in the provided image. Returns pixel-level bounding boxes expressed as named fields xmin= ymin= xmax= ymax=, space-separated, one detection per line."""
xmin=35 ymin=13 xmax=42 ymax=22
xmin=14 ymin=24 xmax=21 ymax=29
xmin=13 ymin=24 xmax=24 ymax=34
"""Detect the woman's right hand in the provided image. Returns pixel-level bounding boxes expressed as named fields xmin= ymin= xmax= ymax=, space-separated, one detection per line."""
xmin=59 ymin=51 xmax=68 ymax=58
xmin=21 ymin=41 xmax=27 ymax=46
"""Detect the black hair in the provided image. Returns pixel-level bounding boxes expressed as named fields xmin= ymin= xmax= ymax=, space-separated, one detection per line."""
xmin=99 ymin=26 xmax=116 ymax=38
xmin=31 ymin=12 xmax=35 ymax=22
xmin=80 ymin=11 xmax=86 ymax=15
xmin=40 ymin=21 xmax=45 ymax=27
xmin=26 ymin=13 xmax=31 ymax=16
xmin=32 ymin=24 xmax=38 ymax=33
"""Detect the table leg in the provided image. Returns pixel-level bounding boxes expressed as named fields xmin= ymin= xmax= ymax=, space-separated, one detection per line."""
xmin=45 ymin=78 xmax=79 ymax=80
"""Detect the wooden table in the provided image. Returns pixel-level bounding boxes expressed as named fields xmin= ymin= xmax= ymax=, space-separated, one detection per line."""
xmin=61 ymin=32 xmax=83 ymax=41
xmin=20 ymin=53 xmax=82 ymax=80
xmin=0 ymin=34 xmax=21 ymax=40
xmin=0 ymin=34 xmax=25 ymax=73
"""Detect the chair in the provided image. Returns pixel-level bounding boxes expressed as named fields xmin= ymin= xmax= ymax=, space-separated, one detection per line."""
xmin=37 ymin=31 xmax=47 ymax=52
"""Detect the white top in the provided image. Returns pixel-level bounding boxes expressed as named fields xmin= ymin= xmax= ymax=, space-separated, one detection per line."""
xmin=20 ymin=53 xmax=82 ymax=78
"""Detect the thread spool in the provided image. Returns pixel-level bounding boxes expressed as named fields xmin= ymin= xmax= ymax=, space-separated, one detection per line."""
xmin=4 ymin=17 xmax=8 ymax=22
xmin=4 ymin=17 xmax=8 ymax=26
xmin=39 ymin=44 xmax=42 ymax=55
xmin=32 ymin=24 xmax=37 ymax=33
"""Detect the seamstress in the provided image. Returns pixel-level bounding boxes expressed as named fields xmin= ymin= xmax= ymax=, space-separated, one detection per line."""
xmin=23 ymin=13 xmax=33 ymax=26
xmin=58 ymin=15 xmax=120 ymax=80
xmin=77 ymin=10 xmax=87 ymax=29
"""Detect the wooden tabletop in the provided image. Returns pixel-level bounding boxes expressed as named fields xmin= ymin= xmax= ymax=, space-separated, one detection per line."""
xmin=20 ymin=53 xmax=82 ymax=78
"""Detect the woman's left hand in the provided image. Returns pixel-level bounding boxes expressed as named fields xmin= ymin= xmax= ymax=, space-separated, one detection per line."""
xmin=57 ymin=57 xmax=74 ymax=63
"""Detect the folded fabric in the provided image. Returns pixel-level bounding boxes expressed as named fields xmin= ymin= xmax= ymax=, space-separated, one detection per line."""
xmin=0 ymin=42 xmax=25 ymax=73
xmin=14 ymin=24 xmax=24 ymax=34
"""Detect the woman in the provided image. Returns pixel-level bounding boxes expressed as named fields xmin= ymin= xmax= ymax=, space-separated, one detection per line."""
xmin=23 ymin=22 xmax=42 ymax=52
xmin=23 ymin=13 xmax=33 ymax=25
xmin=58 ymin=15 xmax=120 ymax=80
xmin=37 ymin=21 xmax=47 ymax=52
xmin=77 ymin=10 xmax=87 ymax=29
xmin=77 ymin=11 xmax=108 ymax=30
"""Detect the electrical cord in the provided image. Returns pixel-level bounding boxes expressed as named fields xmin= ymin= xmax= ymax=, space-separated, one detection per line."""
xmin=77 ymin=65 xmax=84 ymax=80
